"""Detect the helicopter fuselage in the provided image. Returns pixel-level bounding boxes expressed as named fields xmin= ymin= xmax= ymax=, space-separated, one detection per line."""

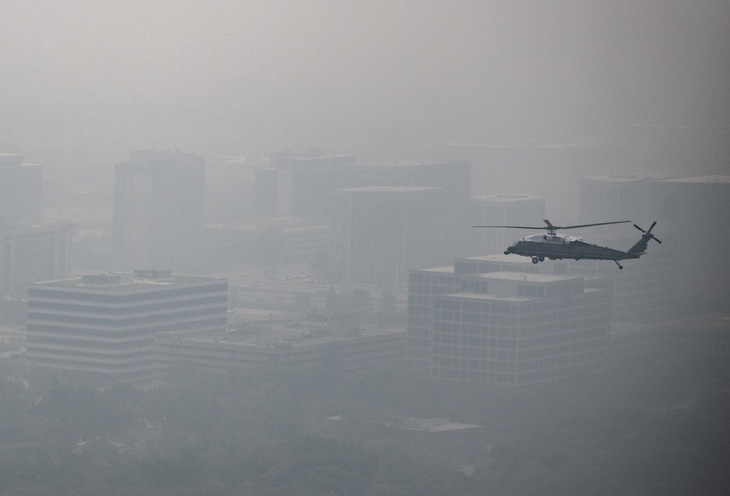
xmin=505 ymin=233 xmax=640 ymax=263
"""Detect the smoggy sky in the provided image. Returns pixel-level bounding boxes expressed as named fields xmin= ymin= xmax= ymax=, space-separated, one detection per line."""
xmin=2 ymin=0 xmax=729 ymax=156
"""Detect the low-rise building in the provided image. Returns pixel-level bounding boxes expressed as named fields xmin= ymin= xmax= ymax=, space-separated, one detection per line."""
xmin=26 ymin=270 xmax=228 ymax=386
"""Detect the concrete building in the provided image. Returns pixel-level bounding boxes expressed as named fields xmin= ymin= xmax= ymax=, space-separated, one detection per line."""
xmin=565 ymin=227 xmax=676 ymax=322
xmin=610 ymin=313 xmax=730 ymax=359
xmin=469 ymin=194 xmax=546 ymax=256
xmin=579 ymin=173 xmax=665 ymax=224
xmin=329 ymin=186 xmax=447 ymax=284
xmin=205 ymin=217 xmax=329 ymax=268
xmin=255 ymin=151 xmax=356 ymax=219
xmin=0 ymin=154 xmax=42 ymax=223
xmin=112 ymin=150 xmax=205 ymax=272
xmin=0 ymin=221 xmax=74 ymax=297
xmin=154 ymin=311 xmax=405 ymax=380
xmin=652 ymin=175 xmax=730 ymax=309
xmin=26 ymin=270 xmax=228 ymax=386
xmin=430 ymin=272 xmax=610 ymax=385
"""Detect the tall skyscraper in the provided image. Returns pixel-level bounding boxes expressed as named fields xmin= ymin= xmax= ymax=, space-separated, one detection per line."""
xmin=579 ymin=173 xmax=665 ymax=224
xmin=652 ymin=175 xmax=730 ymax=308
xmin=112 ymin=150 xmax=205 ymax=272
xmin=328 ymin=186 xmax=447 ymax=284
xmin=0 ymin=154 xmax=42 ymax=223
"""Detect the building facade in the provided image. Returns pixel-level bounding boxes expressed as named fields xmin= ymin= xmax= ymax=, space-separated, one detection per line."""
xmin=430 ymin=272 xmax=610 ymax=385
xmin=154 ymin=319 xmax=406 ymax=380
xmin=329 ymin=186 xmax=447 ymax=284
xmin=0 ymin=221 xmax=73 ymax=297
xmin=26 ymin=270 xmax=228 ymax=385
xmin=469 ymin=194 xmax=546 ymax=256
xmin=0 ymin=154 xmax=42 ymax=223
xmin=112 ymin=150 xmax=205 ymax=272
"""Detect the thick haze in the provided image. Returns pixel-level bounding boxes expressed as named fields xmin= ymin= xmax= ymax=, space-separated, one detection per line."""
xmin=2 ymin=0 xmax=729 ymax=159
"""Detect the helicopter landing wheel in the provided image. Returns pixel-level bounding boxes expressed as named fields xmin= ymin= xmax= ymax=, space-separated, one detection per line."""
xmin=538 ymin=256 xmax=545 ymax=262
xmin=531 ymin=257 xmax=539 ymax=264
xmin=614 ymin=260 xmax=623 ymax=270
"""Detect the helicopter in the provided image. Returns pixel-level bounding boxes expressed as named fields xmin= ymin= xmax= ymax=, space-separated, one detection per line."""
xmin=473 ymin=219 xmax=661 ymax=269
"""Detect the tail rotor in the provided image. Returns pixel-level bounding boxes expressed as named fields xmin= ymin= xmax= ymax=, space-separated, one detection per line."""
xmin=634 ymin=221 xmax=662 ymax=244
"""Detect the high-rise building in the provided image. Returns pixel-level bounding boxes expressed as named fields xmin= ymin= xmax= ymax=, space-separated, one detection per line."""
xmin=329 ymin=186 xmax=447 ymax=284
xmin=469 ymin=194 xmax=546 ymax=255
xmin=652 ymin=175 xmax=730 ymax=308
xmin=0 ymin=221 xmax=73 ymax=297
xmin=255 ymin=151 xmax=356 ymax=219
xmin=430 ymin=272 xmax=610 ymax=385
xmin=26 ymin=270 xmax=228 ymax=385
xmin=112 ymin=150 xmax=205 ymax=272
xmin=0 ymin=154 xmax=42 ymax=223
xmin=579 ymin=173 xmax=665 ymax=224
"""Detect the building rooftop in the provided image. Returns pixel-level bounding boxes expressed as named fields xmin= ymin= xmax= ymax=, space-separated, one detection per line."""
xmin=479 ymin=271 xmax=585 ymax=283
xmin=583 ymin=172 xmax=665 ymax=183
xmin=358 ymin=160 xmax=466 ymax=168
xmin=472 ymin=193 xmax=544 ymax=202
xmin=36 ymin=271 xmax=224 ymax=291
xmin=412 ymin=266 xmax=455 ymax=274
xmin=661 ymin=175 xmax=730 ymax=184
xmin=159 ymin=322 xmax=405 ymax=350
xmin=445 ymin=292 xmax=536 ymax=303
xmin=458 ymin=253 xmax=535 ymax=264
xmin=338 ymin=186 xmax=440 ymax=193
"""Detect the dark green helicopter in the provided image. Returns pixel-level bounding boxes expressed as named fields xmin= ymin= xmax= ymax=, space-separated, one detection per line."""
xmin=474 ymin=220 xmax=661 ymax=269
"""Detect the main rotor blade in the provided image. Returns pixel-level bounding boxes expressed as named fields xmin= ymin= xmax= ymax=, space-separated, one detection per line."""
xmin=472 ymin=225 xmax=548 ymax=229
xmin=558 ymin=220 xmax=632 ymax=230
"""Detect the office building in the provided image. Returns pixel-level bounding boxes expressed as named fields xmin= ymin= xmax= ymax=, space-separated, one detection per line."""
xmin=469 ymin=194 xmax=546 ymax=255
xmin=26 ymin=270 xmax=228 ymax=385
xmin=430 ymin=272 xmax=610 ymax=385
xmin=579 ymin=172 xmax=665 ymax=224
xmin=255 ymin=151 xmax=356 ymax=219
xmin=329 ymin=186 xmax=447 ymax=284
xmin=652 ymin=175 xmax=730 ymax=308
xmin=154 ymin=309 xmax=405 ymax=380
xmin=0 ymin=221 xmax=73 ymax=297
xmin=0 ymin=154 xmax=42 ymax=223
xmin=205 ymin=217 xmax=329 ymax=267
xmin=112 ymin=150 xmax=205 ymax=272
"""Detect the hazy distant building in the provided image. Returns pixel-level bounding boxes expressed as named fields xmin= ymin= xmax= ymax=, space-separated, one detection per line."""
xmin=154 ymin=315 xmax=405 ymax=381
xmin=469 ymin=194 xmax=546 ymax=255
xmin=652 ymin=175 xmax=730 ymax=309
xmin=430 ymin=272 xmax=610 ymax=385
xmin=112 ymin=150 xmax=205 ymax=272
xmin=329 ymin=186 xmax=448 ymax=284
xmin=407 ymin=266 xmax=460 ymax=371
xmin=0 ymin=154 xmax=42 ymax=223
xmin=205 ymin=217 xmax=329 ymax=267
xmin=350 ymin=160 xmax=471 ymax=200
xmin=0 ymin=221 xmax=73 ymax=297
xmin=565 ymin=227 xmax=676 ymax=322
xmin=255 ymin=151 xmax=356 ymax=219
xmin=579 ymin=172 xmax=665 ymax=224
xmin=611 ymin=312 xmax=730 ymax=359
xmin=26 ymin=270 xmax=228 ymax=386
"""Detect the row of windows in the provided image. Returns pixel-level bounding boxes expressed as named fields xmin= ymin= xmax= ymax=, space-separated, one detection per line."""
xmin=27 ymin=294 xmax=227 ymax=315
xmin=27 ymin=306 xmax=226 ymax=328
xmin=28 ymin=283 xmax=228 ymax=304
xmin=27 ymin=318 xmax=227 ymax=337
